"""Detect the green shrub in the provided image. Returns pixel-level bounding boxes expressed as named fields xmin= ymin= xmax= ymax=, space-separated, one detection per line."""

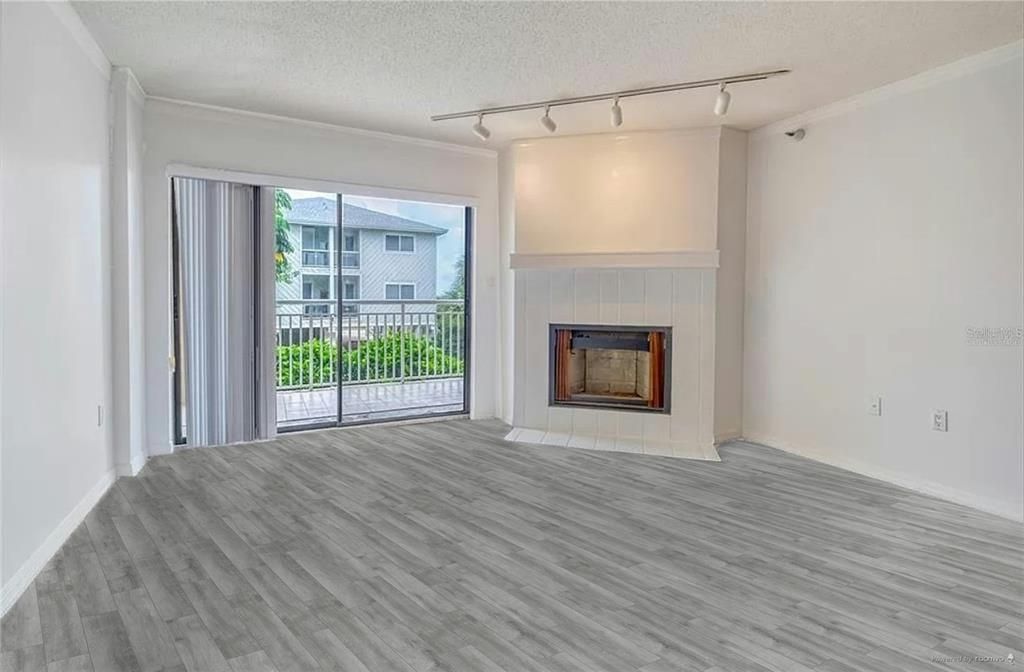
xmin=277 ymin=338 xmax=336 ymax=387
xmin=277 ymin=332 xmax=463 ymax=387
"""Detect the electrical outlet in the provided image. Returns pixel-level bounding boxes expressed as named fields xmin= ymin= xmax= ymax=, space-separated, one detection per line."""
xmin=931 ymin=409 xmax=948 ymax=432
xmin=868 ymin=396 xmax=882 ymax=416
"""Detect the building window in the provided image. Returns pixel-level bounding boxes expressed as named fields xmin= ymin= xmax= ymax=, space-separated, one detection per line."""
xmin=384 ymin=283 xmax=415 ymax=301
xmin=302 ymin=275 xmax=331 ymax=314
xmin=384 ymin=234 xmax=415 ymax=253
xmin=341 ymin=276 xmax=359 ymax=314
xmin=301 ymin=226 xmax=330 ymax=267
xmin=340 ymin=231 xmax=359 ymax=268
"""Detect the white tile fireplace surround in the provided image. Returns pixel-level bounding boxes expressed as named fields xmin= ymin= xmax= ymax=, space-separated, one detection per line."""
xmin=506 ymin=259 xmax=719 ymax=461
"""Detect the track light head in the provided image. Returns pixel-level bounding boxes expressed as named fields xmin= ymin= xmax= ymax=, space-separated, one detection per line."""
xmin=471 ymin=114 xmax=490 ymax=141
xmin=785 ymin=128 xmax=806 ymax=141
xmin=541 ymin=106 xmax=557 ymax=133
xmin=610 ymin=98 xmax=623 ymax=127
xmin=714 ymin=83 xmax=731 ymax=116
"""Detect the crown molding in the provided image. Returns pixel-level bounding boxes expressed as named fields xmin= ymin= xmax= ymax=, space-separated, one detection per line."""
xmin=752 ymin=39 xmax=1024 ymax=140
xmin=146 ymin=96 xmax=497 ymax=159
xmin=113 ymin=67 xmax=147 ymax=106
xmin=46 ymin=1 xmax=110 ymax=81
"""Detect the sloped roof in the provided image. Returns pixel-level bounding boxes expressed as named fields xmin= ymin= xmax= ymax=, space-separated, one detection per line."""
xmin=285 ymin=197 xmax=447 ymax=235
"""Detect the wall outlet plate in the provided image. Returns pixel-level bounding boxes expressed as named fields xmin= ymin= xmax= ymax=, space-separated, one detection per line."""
xmin=868 ymin=396 xmax=882 ymax=416
xmin=931 ymin=409 xmax=948 ymax=432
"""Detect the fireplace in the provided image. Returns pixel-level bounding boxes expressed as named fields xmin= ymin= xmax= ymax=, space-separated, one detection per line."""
xmin=549 ymin=324 xmax=671 ymax=413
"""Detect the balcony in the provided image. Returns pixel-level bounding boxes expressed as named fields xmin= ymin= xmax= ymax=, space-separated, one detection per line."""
xmin=301 ymin=250 xmax=329 ymax=267
xmin=275 ymin=299 xmax=466 ymax=427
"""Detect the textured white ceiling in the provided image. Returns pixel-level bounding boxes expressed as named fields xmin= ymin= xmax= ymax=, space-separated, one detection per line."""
xmin=73 ymin=1 xmax=1023 ymax=146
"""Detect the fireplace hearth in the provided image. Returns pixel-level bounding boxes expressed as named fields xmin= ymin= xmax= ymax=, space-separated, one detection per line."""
xmin=549 ymin=324 xmax=671 ymax=413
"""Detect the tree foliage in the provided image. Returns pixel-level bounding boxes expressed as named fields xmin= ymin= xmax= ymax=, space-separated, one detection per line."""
xmin=440 ymin=254 xmax=465 ymax=300
xmin=275 ymin=190 xmax=297 ymax=282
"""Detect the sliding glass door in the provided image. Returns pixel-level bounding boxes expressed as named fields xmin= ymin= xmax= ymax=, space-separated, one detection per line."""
xmin=273 ymin=190 xmax=470 ymax=431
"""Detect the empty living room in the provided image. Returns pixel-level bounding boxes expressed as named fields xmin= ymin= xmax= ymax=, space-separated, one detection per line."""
xmin=2 ymin=1 xmax=1022 ymax=671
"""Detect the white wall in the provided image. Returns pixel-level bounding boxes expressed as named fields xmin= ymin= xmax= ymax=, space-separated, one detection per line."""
xmin=142 ymin=100 xmax=500 ymax=454
xmin=744 ymin=44 xmax=1024 ymax=520
xmin=110 ymin=68 xmax=147 ymax=476
xmin=512 ymin=130 xmax=721 ymax=254
xmin=498 ymin=149 xmax=517 ymax=424
xmin=1 ymin=2 xmax=114 ymax=597
xmin=714 ymin=128 xmax=748 ymax=441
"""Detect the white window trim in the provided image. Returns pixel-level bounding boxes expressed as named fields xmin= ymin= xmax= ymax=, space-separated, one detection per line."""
xmin=342 ymin=277 xmax=360 ymax=300
xmin=384 ymin=282 xmax=416 ymax=301
xmin=301 ymin=224 xmax=330 ymax=251
xmin=301 ymin=274 xmax=332 ymax=300
xmin=341 ymin=230 xmax=360 ymax=252
xmin=384 ymin=233 xmax=416 ymax=254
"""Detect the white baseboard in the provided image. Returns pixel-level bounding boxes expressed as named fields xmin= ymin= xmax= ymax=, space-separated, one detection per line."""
xmin=1 ymin=469 xmax=116 ymax=617
xmin=115 ymin=453 xmax=147 ymax=477
xmin=740 ymin=432 xmax=1023 ymax=523
xmin=714 ymin=429 xmax=742 ymax=444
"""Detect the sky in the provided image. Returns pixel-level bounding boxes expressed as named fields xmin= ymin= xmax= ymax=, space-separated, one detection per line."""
xmin=284 ymin=189 xmax=466 ymax=296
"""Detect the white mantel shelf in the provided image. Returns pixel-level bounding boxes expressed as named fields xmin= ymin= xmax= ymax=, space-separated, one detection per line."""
xmin=509 ymin=250 xmax=720 ymax=270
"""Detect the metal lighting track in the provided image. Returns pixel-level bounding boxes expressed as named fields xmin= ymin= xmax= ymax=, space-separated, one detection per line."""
xmin=430 ymin=69 xmax=789 ymax=122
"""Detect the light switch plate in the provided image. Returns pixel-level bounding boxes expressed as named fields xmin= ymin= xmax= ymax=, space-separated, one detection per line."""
xmin=868 ymin=396 xmax=882 ymax=416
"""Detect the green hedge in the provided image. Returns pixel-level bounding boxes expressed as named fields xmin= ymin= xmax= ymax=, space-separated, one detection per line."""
xmin=277 ymin=332 xmax=463 ymax=387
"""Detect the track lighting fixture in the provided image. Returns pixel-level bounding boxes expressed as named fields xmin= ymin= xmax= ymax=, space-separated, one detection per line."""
xmin=714 ymin=83 xmax=731 ymax=116
xmin=610 ymin=97 xmax=623 ymax=127
xmin=471 ymin=114 xmax=490 ymax=141
xmin=540 ymin=106 xmax=557 ymax=133
xmin=785 ymin=128 xmax=806 ymax=141
xmin=430 ymin=69 xmax=790 ymax=140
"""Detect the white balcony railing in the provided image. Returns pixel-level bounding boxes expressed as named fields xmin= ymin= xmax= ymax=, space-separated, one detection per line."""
xmin=276 ymin=299 xmax=465 ymax=390
xmin=301 ymin=249 xmax=330 ymax=267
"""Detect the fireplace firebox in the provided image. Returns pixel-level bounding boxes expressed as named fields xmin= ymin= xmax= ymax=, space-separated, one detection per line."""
xmin=549 ymin=324 xmax=671 ymax=413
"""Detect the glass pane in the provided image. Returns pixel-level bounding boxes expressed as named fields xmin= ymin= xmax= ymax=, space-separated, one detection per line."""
xmin=401 ymin=284 xmax=415 ymax=300
xmin=400 ymin=235 xmax=415 ymax=252
xmin=385 ymin=284 xmax=399 ymax=300
xmin=275 ymin=188 xmax=339 ymax=431
xmin=385 ymin=235 xmax=399 ymax=251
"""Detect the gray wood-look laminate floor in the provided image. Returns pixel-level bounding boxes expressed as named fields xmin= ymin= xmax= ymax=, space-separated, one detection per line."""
xmin=2 ymin=419 xmax=1021 ymax=671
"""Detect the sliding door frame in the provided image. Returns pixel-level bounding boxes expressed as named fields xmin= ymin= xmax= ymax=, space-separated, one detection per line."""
xmin=165 ymin=164 xmax=479 ymax=435
xmin=272 ymin=195 xmax=473 ymax=433
xmin=170 ymin=179 xmax=186 ymax=445
xmin=336 ymin=197 xmax=345 ymax=426
xmin=335 ymin=201 xmax=475 ymax=428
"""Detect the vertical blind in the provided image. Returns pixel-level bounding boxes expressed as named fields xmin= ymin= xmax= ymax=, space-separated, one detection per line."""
xmin=173 ymin=177 xmax=258 ymax=446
